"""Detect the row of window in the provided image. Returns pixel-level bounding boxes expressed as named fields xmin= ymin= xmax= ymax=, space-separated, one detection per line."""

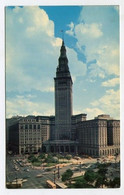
xmin=20 ymin=142 xmax=42 ymax=144
xmin=20 ymin=129 xmax=48 ymax=134
xmin=20 ymin=124 xmax=49 ymax=130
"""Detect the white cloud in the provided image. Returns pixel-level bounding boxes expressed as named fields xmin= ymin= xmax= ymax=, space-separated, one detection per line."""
xmin=6 ymin=6 xmax=87 ymax=117
xmin=91 ymin=89 xmax=120 ymax=119
xmin=66 ymin=7 xmax=119 ymax=78
xmin=24 ymin=7 xmax=54 ymax=37
xmin=83 ymin=88 xmax=87 ymax=92
xmin=6 ymin=6 xmax=86 ymax=92
xmin=96 ymin=44 xmax=119 ymax=76
xmin=75 ymin=88 xmax=120 ymax=120
xmin=74 ymin=107 xmax=103 ymax=120
xmin=84 ymin=108 xmax=103 ymax=120
xmin=66 ymin=22 xmax=75 ymax=36
xmin=6 ymin=96 xmax=54 ymax=118
xmin=67 ymin=47 xmax=87 ymax=77
xmin=102 ymin=77 xmax=120 ymax=87
xmin=88 ymin=63 xmax=105 ymax=80
xmin=75 ymin=23 xmax=103 ymax=39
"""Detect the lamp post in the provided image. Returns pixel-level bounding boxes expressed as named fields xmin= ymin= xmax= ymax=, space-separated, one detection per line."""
xmin=54 ymin=170 xmax=56 ymax=184
xmin=42 ymin=163 xmax=44 ymax=170
xmin=80 ymin=162 xmax=81 ymax=172
xmin=58 ymin=166 xmax=60 ymax=179
xmin=15 ymin=176 xmax=17 ymax=185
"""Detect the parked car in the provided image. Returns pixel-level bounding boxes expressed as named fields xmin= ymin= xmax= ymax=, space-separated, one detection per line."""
xmin=24 ymin=168 xmax=29 ymax=172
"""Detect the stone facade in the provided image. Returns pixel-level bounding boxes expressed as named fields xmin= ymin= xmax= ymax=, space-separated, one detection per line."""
xmin=78 ymin=115 xmax=120 ymax=157
xmin=8 ymin=116 xmax=51 ymax=154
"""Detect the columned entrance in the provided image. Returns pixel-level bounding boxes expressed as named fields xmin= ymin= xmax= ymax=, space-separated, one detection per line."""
xmin=43 ymin=140 xmax=78 ymax=154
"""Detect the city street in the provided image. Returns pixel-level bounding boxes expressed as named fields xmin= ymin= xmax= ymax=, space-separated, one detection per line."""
xmin=6 ymin=154 xmax=120 ymax=189
xmin=6 ymin=154 xmax=83 ymax=188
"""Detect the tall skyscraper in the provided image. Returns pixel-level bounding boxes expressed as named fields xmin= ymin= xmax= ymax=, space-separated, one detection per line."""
xmin=54 ymin=40 xmax=73 ymax=140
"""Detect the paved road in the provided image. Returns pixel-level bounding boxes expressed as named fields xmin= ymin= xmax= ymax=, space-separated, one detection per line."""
xmin=6 ymin=155 xmax=97 ymax=189
xmin=6 ymin=155 xmax=73 ymax=188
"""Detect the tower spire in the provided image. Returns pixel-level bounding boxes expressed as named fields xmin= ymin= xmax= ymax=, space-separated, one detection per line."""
xmin=60 ymin=30 xmax=64 ymax=42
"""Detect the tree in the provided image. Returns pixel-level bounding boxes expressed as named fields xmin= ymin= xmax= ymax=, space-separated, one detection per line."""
xmin=28 ymin=154 xmax=39 ymax=163
xmin=28 ymin=154 xmax=35 ymax=161
xmin=53 ymin=156 xmax=59 ymax=163
xmin=66 ymin=155 xmax=72 ymax=160
xmin=74 ymin=178 xmax=87 ymax=188
xmin=98 ymin=167 xmax=107 ymax=176
xmin=45 ymin=154 xmax=54 ymax=163
xmin=108 ymin=177 xmax=120 ymax=188
xmin=38 ymin=153 xmax=45 ymax=159
xmin=95 ymin=175 xmax=105 ymax=188
xmin=84 ymin=170 xmax=98 ymax=183
xmin=74 ymin=177 xmax=94 ymax=188
xmin=94 ymin=166 xmax=108 ymax=188
xmin=62 ymin=169 xmax=73 ymax=182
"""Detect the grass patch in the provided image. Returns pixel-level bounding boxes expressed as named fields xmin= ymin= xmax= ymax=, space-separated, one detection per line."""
xmin=32 ymin=161 xmax=42 ymax=166
xmin=45 ymin=168 xmax=52 ymax=172
xmin=72 ymin=175 xmax=84 ymax=181
xmin=46 ymin=163 xmax=57 ymax=167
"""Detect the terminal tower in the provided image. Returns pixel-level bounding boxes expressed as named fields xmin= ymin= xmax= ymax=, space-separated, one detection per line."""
xmin=54 ymin=40 xmax=73 ymax=141
xmin=44 ymin=40 xmax=81 ymax=153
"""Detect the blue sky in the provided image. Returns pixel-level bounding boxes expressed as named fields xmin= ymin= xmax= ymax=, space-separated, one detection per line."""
xmin=6 ymin=6 xmax=120 ymax=119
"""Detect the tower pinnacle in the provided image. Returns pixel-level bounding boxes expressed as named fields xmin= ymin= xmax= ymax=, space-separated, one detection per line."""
xmin=62 ymin=39 xmax=64 ymax=46
xmin=56 ymin=39 xmax=70 ymax=75
xmin=60 ymin=30 xmax=64 ymax=42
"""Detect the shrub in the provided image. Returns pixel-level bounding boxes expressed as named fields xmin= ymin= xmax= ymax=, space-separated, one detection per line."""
xmin=108 ymin=177 xmax=120 ymax=188
xmin=28 ymin=154 xmax=35 ymax=161
xmin=74 ymin=178 xmax=94 ymax=188
xmin=84 ymin=170 xmax=98 ymax=183
xmin=45 ymin=154 xmax=55 ymax=163
xmin=38 ymin=153 xmax=45 ymax=159
xmin=66 ymin=155 xmax=72 ymax=160
xmin=62 ymin=169 xmax=73 ymax=182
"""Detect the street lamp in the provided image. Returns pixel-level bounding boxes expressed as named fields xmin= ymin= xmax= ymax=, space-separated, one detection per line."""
xmin=58 ymin=166 xmax=60 ymax=179
xmin=53 ymin=170 xmax=56 ymax=184
xmin=42 ymin=163 xmax=44 ymax=170
xmin=80 ymin=162 xmax=81 ymax=172
xmin=15 ymin=176 xmax=17 ymax=185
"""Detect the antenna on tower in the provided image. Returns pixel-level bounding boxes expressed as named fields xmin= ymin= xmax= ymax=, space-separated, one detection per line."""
xmin=60 ymin=30 xmax=64 ymax=41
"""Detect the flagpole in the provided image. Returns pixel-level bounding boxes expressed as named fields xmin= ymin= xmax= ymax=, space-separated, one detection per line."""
xmin=60 ymin=30 xmax=64 ymax=41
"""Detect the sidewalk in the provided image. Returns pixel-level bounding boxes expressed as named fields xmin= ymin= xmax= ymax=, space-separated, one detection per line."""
xmin=72 ymin=171 xmax=85 ymax=178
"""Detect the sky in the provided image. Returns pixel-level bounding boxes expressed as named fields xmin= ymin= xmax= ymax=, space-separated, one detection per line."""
xmin=6 ymin=5 xmax=120 ymax=120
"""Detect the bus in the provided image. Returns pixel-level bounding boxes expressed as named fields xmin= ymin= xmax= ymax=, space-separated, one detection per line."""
xmin=6 ymin=181 xmax=22 ymax=188
xmin=46 ymin=180 xmax=56 ymax=189
xmin=56 ymin=182 xmax=67 ymax=189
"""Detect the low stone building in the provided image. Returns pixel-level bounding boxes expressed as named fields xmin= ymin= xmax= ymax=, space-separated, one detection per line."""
xmin=8 ymin=116 xmax=51 ymax=154
xmin=8 ymin=114 xmax=120 ymax=157
xmin=78 ymin=114 xmax=120 ymax=157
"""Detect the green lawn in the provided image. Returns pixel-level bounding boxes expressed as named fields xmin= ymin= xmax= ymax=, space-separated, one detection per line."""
xmin=32 ymin=161 xmax=42 ymax=166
